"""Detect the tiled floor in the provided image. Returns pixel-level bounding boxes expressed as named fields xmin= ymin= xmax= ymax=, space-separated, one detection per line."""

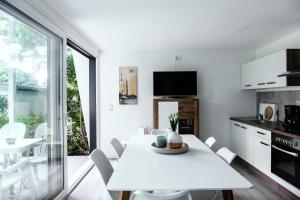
xmin=68 ymin=155 xmax=89 ymax=180
xmin=67 ymin=159 xmax=117 ymax=200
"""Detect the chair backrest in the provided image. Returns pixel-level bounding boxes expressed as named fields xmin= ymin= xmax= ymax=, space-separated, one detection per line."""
xmin=34 ymin=122 xmax=47 ymax=156
xmin=35 ymin=122 xmax=47 ymax=139
xmin=205 ymin=137 xmax=216 ymax=148
xmin=216 ymin=147 xmax=237 ymax=165
xmin=131 ymin=190 xmax=192 ymax=200
xmin=89 ymin=149 xmax=119 ymax=200
xmin=0 ymin=122 xmax=26 ymax=140
xmin=150 ymin=129 xmax=170 ymax=135
xmin=110 ymin=138 xmax=124 ymax=159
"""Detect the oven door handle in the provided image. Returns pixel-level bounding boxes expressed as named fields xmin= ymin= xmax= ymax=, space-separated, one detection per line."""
xmin=272 ymin=145 xmax=299 ymax=158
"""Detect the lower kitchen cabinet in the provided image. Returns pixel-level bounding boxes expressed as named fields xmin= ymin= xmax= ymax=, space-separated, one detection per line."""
xmin=230 ymin=120 xmax=272 ymax=169
xmin=253 ymin=135 xmax=271 ymax=173
xmin=230 ymin=121 xmax=254 ymax=164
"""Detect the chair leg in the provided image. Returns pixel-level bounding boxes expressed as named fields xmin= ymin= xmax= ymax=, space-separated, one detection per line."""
xmin=31 ymin=164 xmax=39 ymax=181
xmin=13 ymin=181 xmax=22 ymax=200
xmin=25 ymin=165 xmax=37 ymax=200
xmin=212 ymin=190 xmax=219 ymax=200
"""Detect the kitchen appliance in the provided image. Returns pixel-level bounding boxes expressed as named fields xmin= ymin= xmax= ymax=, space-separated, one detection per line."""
xmin=271 ymin=132 xmax=300 ymax=188
xmin=153 ymin=71 xmax=197 ymax=96
xmin=277 ymin=49 xmax=300 ymax=78
xmin=259 ymin=103 xmax=278 ymax=122
xmin=282 ymin=105 xmax=300 ymax=132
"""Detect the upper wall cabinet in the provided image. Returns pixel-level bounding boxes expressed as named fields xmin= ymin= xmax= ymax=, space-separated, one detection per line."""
xmin=241 ymin=49 xmax=300 ymax=90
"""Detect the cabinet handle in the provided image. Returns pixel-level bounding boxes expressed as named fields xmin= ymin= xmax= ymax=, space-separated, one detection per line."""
xmin=241 ymin=126 xmax=247 ymax=129
xmin=260 ymin=141 xmax=270 ymax=146
xmin=245 ymin=84 xmax=252 ymax=87
xmin=257 ymin=131 xmax=266 ymax=136
xmin=267 ymin=81 xmax=276 ymax=85
xmin=234 ymin=124 xmax=240 ymax=127
xmin=257 ymin=82 xmax=266 ymax=85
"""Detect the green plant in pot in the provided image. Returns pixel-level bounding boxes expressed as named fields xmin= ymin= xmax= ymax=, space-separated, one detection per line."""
xmin=167 ymin=112 xmax=182 ymax=149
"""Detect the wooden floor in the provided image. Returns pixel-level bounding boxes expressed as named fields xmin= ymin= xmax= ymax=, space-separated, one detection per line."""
xmin=230 ymin=158 xmax=299 ymax=200
xmin=67 ymin=159 xmax=300 ymax=200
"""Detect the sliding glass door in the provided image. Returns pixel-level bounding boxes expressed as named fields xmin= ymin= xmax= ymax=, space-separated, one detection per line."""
xmin=0 ymin=2 xmax=63 ymax=199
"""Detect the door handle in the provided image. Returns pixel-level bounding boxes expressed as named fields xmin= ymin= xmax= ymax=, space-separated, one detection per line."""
xmin=234 ymin=124 xmax=240 ymax=127
xmin=272 ymin=145 xmax=298 ymax=157
xmin=257 ymin=82 xmax=266 ymax=85
xmin=260 ymin=141 xmax=270 ymax=146
xmin=267 ymin=82 xmax=276 ymax=84
xmin=245 ymin=84 xmax=252 ymax=87
xmin=240 ymin=126 xmax=247 ymax=129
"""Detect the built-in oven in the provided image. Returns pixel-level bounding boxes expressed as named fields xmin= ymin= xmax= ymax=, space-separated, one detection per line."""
xmin=271 ymin=132 xmax=300 ymax=189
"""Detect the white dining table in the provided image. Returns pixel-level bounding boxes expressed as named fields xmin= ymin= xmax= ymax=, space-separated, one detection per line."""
xmin=107 ymin=135 xmax=252 ymax=200
xmin=0 ymin=138 xmax=46 ymax=154
xmin=0 ymin=138 xmax=46 ymax=168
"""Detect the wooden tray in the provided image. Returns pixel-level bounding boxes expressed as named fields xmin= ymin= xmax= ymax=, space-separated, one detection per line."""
xmin=150 ymin=142 xmax=189 ymax=155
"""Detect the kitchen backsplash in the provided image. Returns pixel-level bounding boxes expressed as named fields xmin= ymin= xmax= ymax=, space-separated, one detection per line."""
xmin=257 ymin=91 xmax=300 ymax=121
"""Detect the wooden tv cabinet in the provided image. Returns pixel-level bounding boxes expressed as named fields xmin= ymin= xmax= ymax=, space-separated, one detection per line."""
xmin=153 ymin=98 xmax=200 ymax=138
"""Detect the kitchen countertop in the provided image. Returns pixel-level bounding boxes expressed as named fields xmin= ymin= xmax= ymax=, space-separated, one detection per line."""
xmin=230 ymin=117 xmax=300 ymax=139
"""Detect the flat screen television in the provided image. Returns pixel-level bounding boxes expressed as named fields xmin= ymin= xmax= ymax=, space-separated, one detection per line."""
xmin=153 ymin=71 xmax=197 ymax=96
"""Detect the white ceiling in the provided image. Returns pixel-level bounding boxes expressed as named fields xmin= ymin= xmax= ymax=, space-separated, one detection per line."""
xmin=44 ymin=0 xmax=300 ymax=51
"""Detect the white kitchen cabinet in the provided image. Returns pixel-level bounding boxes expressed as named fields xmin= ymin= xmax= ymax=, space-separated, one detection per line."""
xmin=241 ymin=61 xmax=257 ymax=89
xmin=253 ymin=135 xmax=271 ymax=173
xmin=241 ymin=50 xmax=288 ymax=90
xmin=230 ymin=120 xmax=254 ymax=164
xmin=265 ymin=50 xmax=286 ymax=88
xmin=231 ymin=121 xmax=271 ymax=172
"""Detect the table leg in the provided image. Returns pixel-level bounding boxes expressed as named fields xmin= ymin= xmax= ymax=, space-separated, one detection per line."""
xmin=119 ymin=191 xmax=130 ymax=200
xmin=222 ymin=190 xmax=234 ymax=200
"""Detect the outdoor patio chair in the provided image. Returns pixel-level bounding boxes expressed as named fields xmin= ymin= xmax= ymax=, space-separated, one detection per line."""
xmin=0 ymin=122 xmax=26 ymax=140
xmin=0 ymin=158 xmax=36 ymax=200
xmin=30 ymin=122 xmax=48 ymax=180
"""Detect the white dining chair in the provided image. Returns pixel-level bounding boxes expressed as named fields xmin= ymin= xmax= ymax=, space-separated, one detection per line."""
xmin=0 ymin=158 xmax=36 ymax=200
xmin=130 ymin=190 xmax=192 ymax=200
xmin=110 ymin=138 xmax=124 ymax=159
xmin=30 ymin=122 xmax=48 ymax=180
xmin=204 ymin=137 xmax=216 ymax=148
xmin=216 ymin=147 xmax=237 ymax=165
xmin=89 ymin=149 xmax=120 ymax=200
xmin=0 ymin=122 xmax=26 ymax=140
xmin=150 ymin=129 xmax=170 ymax=135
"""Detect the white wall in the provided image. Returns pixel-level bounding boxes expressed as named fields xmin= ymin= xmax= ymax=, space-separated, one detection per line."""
xmin=100 ymin=50 xmax=256 ymax=157
xmin=256 ymin=29 xmax=300 ymax=57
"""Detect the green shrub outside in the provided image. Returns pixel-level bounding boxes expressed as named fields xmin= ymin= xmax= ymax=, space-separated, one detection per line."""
xmin=16 ymin=113 xmax=46 ymax=138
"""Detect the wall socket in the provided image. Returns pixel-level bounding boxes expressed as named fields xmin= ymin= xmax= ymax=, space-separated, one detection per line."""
xmin=296 ymin=101 xmax=300 ymax=106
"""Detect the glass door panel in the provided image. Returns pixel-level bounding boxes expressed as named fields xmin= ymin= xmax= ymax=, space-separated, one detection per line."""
xmin=0 ymin=2 xmax=63 ymax=199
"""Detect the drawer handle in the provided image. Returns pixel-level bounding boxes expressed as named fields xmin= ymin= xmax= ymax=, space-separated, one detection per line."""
xmin=241 ymin=126 xmax=247 ymax=129
xmin=234 ymin=124 xmax=240 ymax=127
xmin=245 ymin=84 xmax=252 ymax=87
xmin=257 ymin=131 xmax=266 ymax=136
xmin=267 ymin=81 xmax=276 ymax=84
xmin=260 ymin=141 xmax=270 ymax=147
xmin=257 ymin=82 xmax=266 ymax=85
